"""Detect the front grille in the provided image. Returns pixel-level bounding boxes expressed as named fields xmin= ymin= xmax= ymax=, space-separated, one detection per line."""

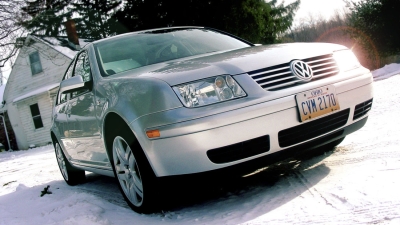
xmin=207 ymin=135 xmax=270 ymax=164
xmin=278 ymin=109 xmax=350 ymax=148
xmin=248 ymin=54 xmax=339 ymax=91
xmin=353 ymin=99 xmax=373 ymax=120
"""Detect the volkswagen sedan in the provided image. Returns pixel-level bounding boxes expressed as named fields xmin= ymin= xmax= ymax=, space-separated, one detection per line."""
xmin=51 ymin=27 xmax=373 ymax=212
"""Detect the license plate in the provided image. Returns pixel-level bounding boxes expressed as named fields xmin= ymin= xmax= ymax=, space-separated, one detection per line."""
xmin=295 ymin=85 xmax=340 ymax=122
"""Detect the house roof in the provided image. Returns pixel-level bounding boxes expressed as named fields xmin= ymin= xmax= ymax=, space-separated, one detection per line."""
xmin=5 ymin=35 xmax=93 ymax=105
xmin=13 ymin=83 xmax=59 ymax=103
xmin=29 ymin=35 xmax=92 ymax=59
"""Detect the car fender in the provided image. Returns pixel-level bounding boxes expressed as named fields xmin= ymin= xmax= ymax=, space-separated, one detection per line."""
xmin=96 ymin=76 xmax=183 ymax=135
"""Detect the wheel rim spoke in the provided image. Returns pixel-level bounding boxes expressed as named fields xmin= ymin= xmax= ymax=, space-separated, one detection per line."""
xmin=128 ymin=181 xmax=139 ymax=203
xmin=132 ymin=172 xmax=143 ymax=197
xmin=113 ymin=136 xmax=144 ymax=207
xmin=55 ymin=144 xmax=68 ymax=180
xmin=128 ymin=152 xmax=143 ymax=196
xmin=115 ymin=138 xmax=127 ymax=164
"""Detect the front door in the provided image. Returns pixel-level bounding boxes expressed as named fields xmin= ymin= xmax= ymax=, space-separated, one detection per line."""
xmin=66 ymin=51 xmax=109 ymax=167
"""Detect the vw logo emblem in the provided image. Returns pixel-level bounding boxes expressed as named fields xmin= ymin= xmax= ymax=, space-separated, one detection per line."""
xmin=290 ymin=60 xmax=313 ymax=81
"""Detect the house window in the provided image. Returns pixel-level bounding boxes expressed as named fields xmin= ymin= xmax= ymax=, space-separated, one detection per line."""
xmin=29 ymin=51 xmax=43 ymax=75
xmin=30 ymin=103 xmax=44 ymax=129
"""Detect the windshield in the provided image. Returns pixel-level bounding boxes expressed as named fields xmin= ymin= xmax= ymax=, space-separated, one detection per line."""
xmin=94 ymin=28 xmax=251 ymax=76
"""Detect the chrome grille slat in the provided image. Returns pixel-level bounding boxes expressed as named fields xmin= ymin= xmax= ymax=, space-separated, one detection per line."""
xmin=313 ymin=69 xmax=339 ymax=77
xmin=264 ymin=80 xmax=299 ymax=90
xmin=258 ymin=76 xmax=295 ymax=86
xmin=253 ymin=71 xmax=292 ymax=82
xmin=306 ymin=58 xmax=334 ymax=64
xmin=310 ymin=62 xmax=336 ymax=69
xmin=248 ymin=54 xmax=339 ymax=91
xmin=312 ymin=65 xmax=338 ymax=73
xmin=249 ymin=66 xmax=290 ymax=78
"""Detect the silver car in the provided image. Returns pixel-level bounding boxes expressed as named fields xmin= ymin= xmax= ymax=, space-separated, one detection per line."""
xmin=51 ymin=27 xmax=373 ymax=212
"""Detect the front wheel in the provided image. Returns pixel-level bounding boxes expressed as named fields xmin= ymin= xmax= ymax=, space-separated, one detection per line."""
xmin=54 ymin=141 xmax=85 ymax=185
xmin=112 ymin=134 xmax=159 ymax=213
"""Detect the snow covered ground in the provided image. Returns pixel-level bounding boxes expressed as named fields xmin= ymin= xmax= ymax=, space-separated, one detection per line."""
xmin=1 ymin=64 xmax=400 ymax=225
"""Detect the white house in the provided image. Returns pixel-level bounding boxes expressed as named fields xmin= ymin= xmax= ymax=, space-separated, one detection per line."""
xmin=3 ymin=26 xmax=89 ymax=149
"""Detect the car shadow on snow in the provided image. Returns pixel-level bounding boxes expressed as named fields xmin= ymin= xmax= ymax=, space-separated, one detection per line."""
xmin=69 ymin=145 xmax=337 ymax=223
xmin=156 ymin=146 xmax=337 ymax=222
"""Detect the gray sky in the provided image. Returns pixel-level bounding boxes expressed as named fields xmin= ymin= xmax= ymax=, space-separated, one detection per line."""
xmin=279 ymin=0 xmax=357 ymax=23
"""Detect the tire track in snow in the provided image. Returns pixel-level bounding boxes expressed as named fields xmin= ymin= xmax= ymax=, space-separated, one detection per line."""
xmin=289 ymin=169 xmax=340 ymax=211
xmin=323 ymin=150 xmax=400 ymax=167
xmin=74 ymin=186 xmax=129 ymax=208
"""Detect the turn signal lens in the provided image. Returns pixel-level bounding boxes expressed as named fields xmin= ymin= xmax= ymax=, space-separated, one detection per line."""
xmin=146 ymin=130 xmax=160 ymax=138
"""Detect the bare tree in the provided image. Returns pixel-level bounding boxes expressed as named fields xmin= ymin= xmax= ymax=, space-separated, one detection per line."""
xmin=0 ymin=0 xmax=28 ymax=68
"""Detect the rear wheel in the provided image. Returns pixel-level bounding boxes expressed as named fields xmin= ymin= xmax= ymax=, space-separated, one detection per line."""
xmin=111 ymin=131 xmax=159 ymax=213
xmin=54 ymin=141 xmax=85 ymax=185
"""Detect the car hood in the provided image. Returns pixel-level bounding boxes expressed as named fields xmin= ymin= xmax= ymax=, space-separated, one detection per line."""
xmin=116 ymin=42 xmax=347 ymax=86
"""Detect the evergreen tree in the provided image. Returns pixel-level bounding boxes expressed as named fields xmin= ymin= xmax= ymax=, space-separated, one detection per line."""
xmin=111 ymin=0 xmax=300 ymax=44
xmin=71 ymin=0 xmax=121 ymax=39
xmin=21 ymin=0 xmax=72 ymax=36
xmin=21 ymin=0 xmax=300 ymax=43
xmin=347 ymin=0 xmax=400 ymax=58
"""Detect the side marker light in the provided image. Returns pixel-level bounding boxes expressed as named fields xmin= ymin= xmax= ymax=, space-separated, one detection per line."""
xmin=146 ymin=130 xmax=160 ymax=138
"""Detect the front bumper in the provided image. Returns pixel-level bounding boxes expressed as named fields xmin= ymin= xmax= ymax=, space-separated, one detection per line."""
xmin=132 ymin=72 xmax=374 ymax=177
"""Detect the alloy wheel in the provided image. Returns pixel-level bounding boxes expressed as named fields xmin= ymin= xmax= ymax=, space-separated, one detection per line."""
xmin=113 ymin=136 xmax=144 ymax=207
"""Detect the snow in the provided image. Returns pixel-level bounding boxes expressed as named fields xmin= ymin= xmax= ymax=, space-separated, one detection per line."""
xmin=12 ymin=83 xmax=59 ymax=103
xmin=1 ymin=66 xmax=400 ymax=224
xmin=372 ymin=63 xmax=400 ymax=81
xmin=51 ymin=45 xmax=78 ymax=59
xmin=38 ymin=36 xmax=92 ymax=59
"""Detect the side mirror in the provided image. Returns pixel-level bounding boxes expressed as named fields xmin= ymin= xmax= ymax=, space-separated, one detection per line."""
xmin=59 ymin=76 xmax=85 ymax=95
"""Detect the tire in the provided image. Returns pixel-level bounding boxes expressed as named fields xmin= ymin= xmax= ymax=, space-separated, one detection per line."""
xmin=54 ymin=141 xmax=85 ymax=185
xmin=111 ymin=128 xmax=159 ymax=213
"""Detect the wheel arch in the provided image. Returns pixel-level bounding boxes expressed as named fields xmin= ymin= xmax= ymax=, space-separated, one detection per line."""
xmin=103 ymin=112 xmax=149 ymax=168
xmin=50 ymin=131 xmax=57 ymax=145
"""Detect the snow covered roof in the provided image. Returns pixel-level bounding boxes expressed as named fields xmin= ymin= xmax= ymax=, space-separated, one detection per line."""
xmin=13 ymin=83 xmax=59 ymax=103
xmin=30 ymin=35 xmax=93 ymax=59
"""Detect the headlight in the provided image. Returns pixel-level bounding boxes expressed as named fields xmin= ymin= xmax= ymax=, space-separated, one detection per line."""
xmin=333 ymin=50 xmax=361 ymax=72
xmin=173 ymin=75 xmax=246 ymax=107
